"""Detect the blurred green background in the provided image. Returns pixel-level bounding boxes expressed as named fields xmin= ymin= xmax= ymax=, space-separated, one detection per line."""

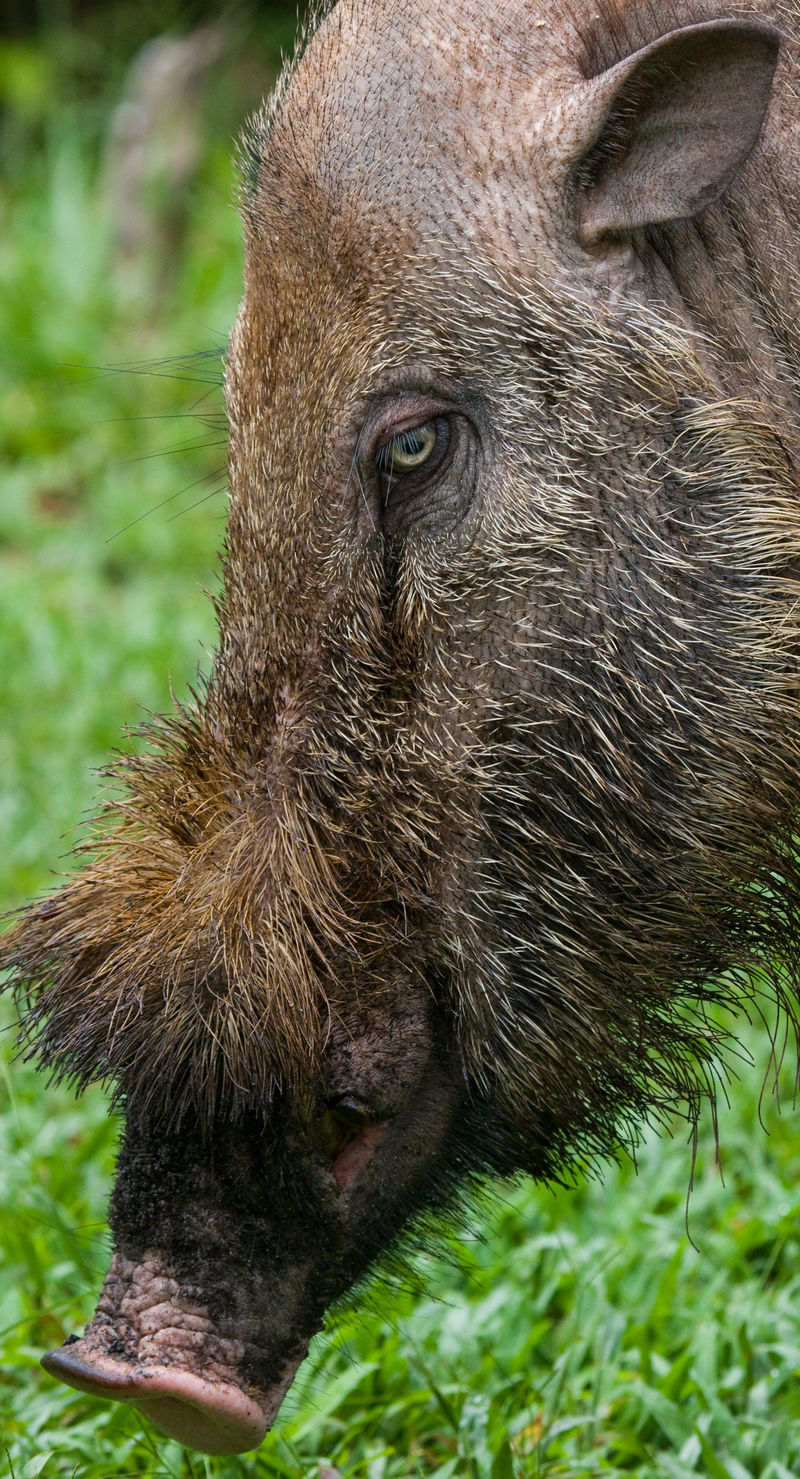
xmin=2 ymin=5 xmax=800 ymax=1477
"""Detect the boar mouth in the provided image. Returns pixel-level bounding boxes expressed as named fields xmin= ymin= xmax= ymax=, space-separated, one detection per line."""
xmin=42 ymin=1342 xmax=277 ymax=1457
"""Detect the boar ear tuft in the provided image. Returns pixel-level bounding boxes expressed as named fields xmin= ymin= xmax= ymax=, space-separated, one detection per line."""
xmin=572 ymin=19 xmax=780 ymax=244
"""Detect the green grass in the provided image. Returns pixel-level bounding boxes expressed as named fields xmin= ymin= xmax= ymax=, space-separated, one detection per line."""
xmin=2 ymin=27 xmax=800 ymax=1479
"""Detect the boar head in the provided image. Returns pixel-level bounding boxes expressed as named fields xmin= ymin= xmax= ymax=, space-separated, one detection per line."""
xmin=5 ymin=0 xmax=800 ymax=1457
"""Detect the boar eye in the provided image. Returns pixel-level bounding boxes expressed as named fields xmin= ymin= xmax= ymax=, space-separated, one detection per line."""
xmin=375 ymin=417 xmax=451 ymax=495
xmin=377 ymin=422 xmax=436 ymax=473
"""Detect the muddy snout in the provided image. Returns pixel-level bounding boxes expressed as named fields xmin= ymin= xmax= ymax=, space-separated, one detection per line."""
xmin=41 ymin=1029 xmax=468 ymax=1453
xmin=42 ymin=1253 xmax=295 ymax=1456
xmin=41 ymin=1124 xmax=392 ymax=1454
xmin=40 ymin=1110 xmax=353 ymax=1454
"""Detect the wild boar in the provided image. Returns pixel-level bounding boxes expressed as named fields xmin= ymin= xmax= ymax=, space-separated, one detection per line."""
xmin=5 ymin=0 xmax=800 ymax=1457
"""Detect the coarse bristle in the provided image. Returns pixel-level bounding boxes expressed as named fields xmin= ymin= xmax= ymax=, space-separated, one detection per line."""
xmin=5 ymin=252 xmax=800 ymax=1179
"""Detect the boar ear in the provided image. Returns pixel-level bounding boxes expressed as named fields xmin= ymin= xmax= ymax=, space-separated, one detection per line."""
xmin=572 ymin=18 xmax=780 ymax=244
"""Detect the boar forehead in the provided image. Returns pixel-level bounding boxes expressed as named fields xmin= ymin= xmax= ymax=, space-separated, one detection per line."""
xmin=246 ymin=0 xmax=781 ymax=262
xmin=245 ymin=0 xmax=571 ymax=275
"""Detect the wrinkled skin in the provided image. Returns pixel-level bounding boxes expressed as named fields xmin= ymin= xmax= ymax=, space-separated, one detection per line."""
xmin=6 ymin=0 xmax=800 ymax=1457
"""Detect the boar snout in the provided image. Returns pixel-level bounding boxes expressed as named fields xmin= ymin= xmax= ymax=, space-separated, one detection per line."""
xmin=41 ymin=1019 xmax=471 ymax=1455
xmin=43 ymin=1112 xmax=345 ymax=1455
xmin=42 ymin=1258 xmax=280 ymax=1456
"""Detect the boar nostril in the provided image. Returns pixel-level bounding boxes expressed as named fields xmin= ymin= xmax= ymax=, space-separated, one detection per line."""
xmin=42 ymin=1346 xmax=269 ymax=1456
